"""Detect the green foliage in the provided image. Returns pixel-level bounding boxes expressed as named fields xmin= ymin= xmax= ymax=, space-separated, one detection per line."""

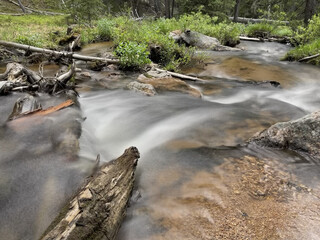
xmin=15 ymin=34 xmax=44 ymax=47
xmin=96 ymin=12 xmax=242 ymax=69
xmin=97 ymin=18 xmax=115 ymax=40
xmin=176 ymin=0 xmax=235 ymax=22
xmin=271 ymin=26 xmax=294 ymax=37
xmin=66 ymin=0 xmax=105 ymax=25
xmin=115 ymin=42 xmax=151 ymax=69
xmin=284 ymin=39 xmax=320 ymax=65
xmin=245 ymin=23 xmax=274 ymax=37
xmin=295 ymin=15 xmax=320 ymax=44
xmin=0 ymin=15 xmax=67 ymax=48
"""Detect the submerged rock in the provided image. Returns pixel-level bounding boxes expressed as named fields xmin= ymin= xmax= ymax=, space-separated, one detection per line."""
xmin=127 ymin=81 xmax=157 ymax=96
xmin=138 ymin=71 xmax=201 ymax=98
xmin=250 ymin=111 xmax=320 ymax=160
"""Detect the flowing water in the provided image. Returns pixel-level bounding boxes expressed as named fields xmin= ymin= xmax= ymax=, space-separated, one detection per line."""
xmin=1 ymin=41 xmax=320 ymax=240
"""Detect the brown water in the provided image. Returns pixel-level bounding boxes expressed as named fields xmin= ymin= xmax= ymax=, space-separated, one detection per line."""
xmin=1 ymin=41 xmax=320 ymax=240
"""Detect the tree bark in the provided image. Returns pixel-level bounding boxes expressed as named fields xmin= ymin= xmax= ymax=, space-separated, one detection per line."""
xmin=16 ymin=0 xmax=26 ymax=13
xmin=165 ymin=0 xmax=171 ymax=18
xmin=230 ymin=17 xmax=289 ymax=25
xmin=40 ymin=147 xmax=140 ymax=240
xmin=233 ymin=0 xmax=241 ymax=22
xmin=171 ymin=0 xmax=175 ymax=18
xmin=304 ymin=0 xmax=316 ymax=25
xmin=154 ymin=0 xmax=160 ymax=17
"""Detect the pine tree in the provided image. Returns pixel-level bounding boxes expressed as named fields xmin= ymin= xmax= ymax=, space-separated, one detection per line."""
xmin=67 ymin=0 xmax=105 ymax=25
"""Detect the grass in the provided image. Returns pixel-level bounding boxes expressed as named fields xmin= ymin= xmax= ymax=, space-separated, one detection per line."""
xmin=283 ymin=38 xmax=320 ymax=64
xmin=0 ymin=15 xmax=68 ymax=48
xmin=245 ymin=23 xmax=293 ymax=38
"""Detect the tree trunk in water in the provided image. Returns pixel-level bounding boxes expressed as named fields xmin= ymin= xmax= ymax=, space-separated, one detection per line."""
xmin=304 ymin=0 xmax=316 ymax=25
xmin=40 ymin=147 xmax=140 ymax=240
xmin=17 ymin=0 xmax=26 ymax=13
xmin=233 ymin=0 xmax=241 ymax=22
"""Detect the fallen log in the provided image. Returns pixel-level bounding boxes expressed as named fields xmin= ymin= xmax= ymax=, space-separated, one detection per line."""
xmin=298 ymin=53 xmax=320 ymax=62
xmin=0 ymin=62 xmax=76 ymax=95
xmin=230 ymin=16 xmax=289 ymax=25
xmin=154 ymin=68 xmax=203 ymax=82
xmin=5 ymin=0 xmax=65 ymax=15
xmin=239 ymin=36 xmax=264 ymax=42
xmin=8 ymin=98 xmax=74 ymax=121
xmin=0 ymin=41 xmax=120 ymax=64
xmin=0 ymin=12 xmax=26 ymax=16
xmin=41 ymin=146 xmax=140 ymax=240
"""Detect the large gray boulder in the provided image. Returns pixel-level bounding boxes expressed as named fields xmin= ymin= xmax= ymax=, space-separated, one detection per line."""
xmin=170 ymin=30 xmax=241 ymax=51
xmin=181 ymin=30 xmax=220 ymax=49
xmin=250 ymin=111 xmax=320 ymax=160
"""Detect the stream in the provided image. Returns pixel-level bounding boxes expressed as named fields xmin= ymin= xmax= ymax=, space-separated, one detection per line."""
xmin=1 ymin=41 xmax=320 ymax=239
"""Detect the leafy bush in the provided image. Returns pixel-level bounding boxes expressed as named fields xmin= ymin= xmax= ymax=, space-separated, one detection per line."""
xmin=284 ymin=38 xmax=320 ymax=65
xmin=245 ymin=23 xmax=274 ymax=38
xmin=271 ymin=26 xmax=294 ymax=37
xmin=15 ymin=34 xmax=44 ymax=47
xmin=115 ymin=42 xmax=151 ymax=70
xmin=97 ymin=18 xmax=115 ymax=40
xmin=295 ymin=14 xmax=320 ymax=45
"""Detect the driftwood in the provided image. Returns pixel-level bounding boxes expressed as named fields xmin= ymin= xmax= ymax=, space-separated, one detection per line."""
xmin=0 ymin=12 xmax=26 ymax=16
xmin=298 ymin=53 xmax=320 ymax=62
xmin=41 ymin=146 xmax=140 ymax=240
xmin=239 ymin=36 xmax=264 ymax=42
xmin=0 ymin=41 xmax=120 ymax=64
xmin=0 ymin=62 xmax=76 ymax=95
xmin=230 ymin=16 xmax=289 ymax=25
xmin=154 ymin=68 xmax=203 ymax=82
xmin=5 ymin=0 xmax=65 ymax=15
xmin=8 ymin=99 xmax=74 ymax=121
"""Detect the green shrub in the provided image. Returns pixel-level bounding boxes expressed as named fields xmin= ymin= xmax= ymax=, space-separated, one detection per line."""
xmin=15 ymin=34 xmax=44 ymax=47
xmin=284 ymin=38 xmax=320 ymax=65
xmin=245 ymin=23 xmax=274 ymax=38
xmin=271 ymin=26 xmax=294 ymax=37
xmin=97 ymin=18 xmax=115 ymax=40
xmin=115 ymin=42 xmax=151 ymax=70
xmin=295 ymin=14 xmax=320 ymax=44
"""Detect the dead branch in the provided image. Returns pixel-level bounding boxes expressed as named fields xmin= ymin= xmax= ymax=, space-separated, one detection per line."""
xmin=5 ymin=0 xmax=65 ymax=15
xmin=230 ymin=16 xmax=289 ymax=25
xmin=298 ymin=53 xmax=320 ymax=62
xmin=154 ymin=68 xmax=203 ymax=82
xmin=0 ymin=40 xmax=120 ymax=64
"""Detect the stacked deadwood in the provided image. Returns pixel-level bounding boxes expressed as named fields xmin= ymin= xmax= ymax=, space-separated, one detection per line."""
xmin=0 ymin=62 xmax=75 ymax=95
xmin=41 ymin=147 xmax=140 ymax=240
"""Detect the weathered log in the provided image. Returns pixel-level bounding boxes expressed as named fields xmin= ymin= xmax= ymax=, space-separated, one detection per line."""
xmin=41 ymin=147 xmax=140 ymax=240
xmin=5 ymin=0 xmax=65 ymax=15
xmin=0 ymin=41 xmax=120 ymax=64
xmin=298 ymin=53 xmax=320 ymax=62
xmin=154 ymin=68 xmax=203 ymax=82
xmin=0 ymin=62 xmax=76 ymax=94
xmin=0 ymin=12 xmax=26 ymax=16
xmin=69 ymin=35 xmax=81 ymax=52
xmin=8 ymin=98 xmax=74 ymax=121
xmin=239 ymin=36 xmax=264 ymax=42
xmin=230 ymin=16 xmax=289 ymax=25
